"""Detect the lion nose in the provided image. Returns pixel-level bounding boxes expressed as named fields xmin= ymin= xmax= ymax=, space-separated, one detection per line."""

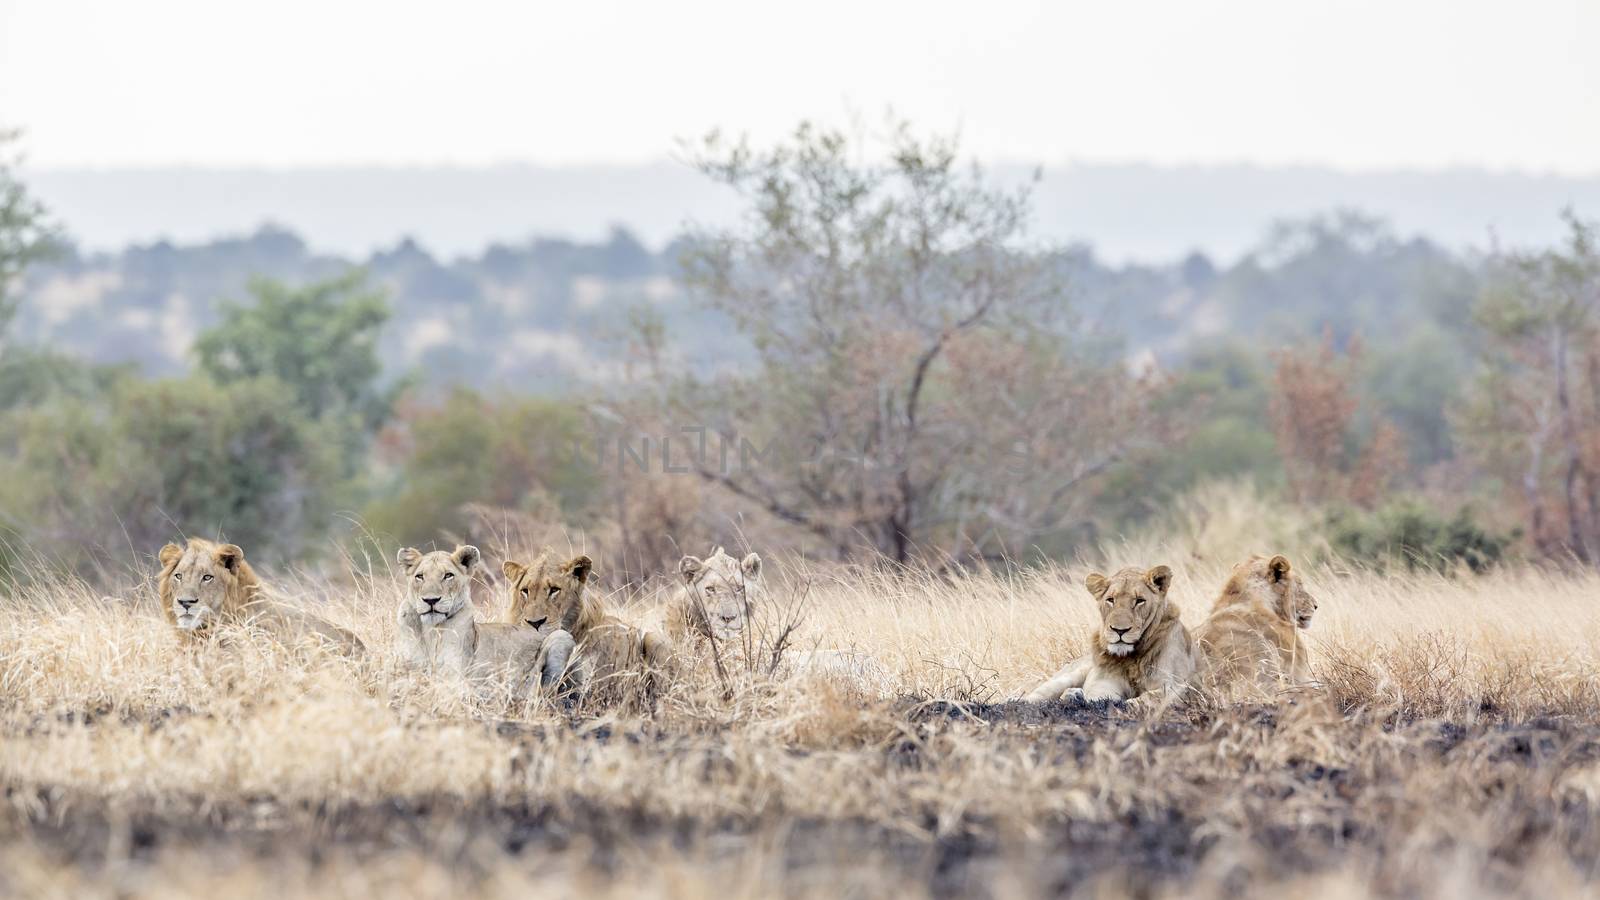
xmin=719 ymin=613 xmax=739 ymax=623
xmin=423 ymin=597 xmax=441 ymax=608
xmin=178 ymin=598 xmax=197 ymax=609
xmin=1111 ymin=626 xmax=1131 ymax=636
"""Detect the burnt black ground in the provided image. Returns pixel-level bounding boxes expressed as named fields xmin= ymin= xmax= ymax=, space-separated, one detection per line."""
xmin=6 ymin=701 xmax=1600 ymax=898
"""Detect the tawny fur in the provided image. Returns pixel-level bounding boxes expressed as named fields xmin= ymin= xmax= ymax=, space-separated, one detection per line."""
xmin=502 ymin=548 xmax=672 ymax=697
xmin=157 ymin=538 xmax=364 ymax=655
xmin=1196 ymin=554 xmax=1320 ymax=696
xmin=1026 ymin=565 xmax=1199 ymax=705
xmin=393 ymin=544 xmax=572 ymax=697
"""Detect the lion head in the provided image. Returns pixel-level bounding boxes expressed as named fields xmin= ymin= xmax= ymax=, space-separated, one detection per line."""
xmin=1263 ymin=555 xmax=1317 ymax=629
xmin=677 ymin=547 xmax=763 ymax=642
xmin=501 ymin=549 xmax=601 ymax=638
xmin=1212 ymin=555 xmax=1318 ymax=627
xmin=158 ymin=538 xmax=259 ymax=633
xmin=1084 ymin=565 xmax=1174 ymax=658
xmin=397 ymin=545 xmax=481 ymax=626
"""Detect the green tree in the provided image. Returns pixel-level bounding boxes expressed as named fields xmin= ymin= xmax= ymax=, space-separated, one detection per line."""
xmin=0 ymin=130 xmax=60 ymax=345
xmin=1461 ymin=211 xmax=1600 ymax=562
xmin=364 ymin=389 xmax=598 ymax=547
xmin=194 ymin=271 xmax=397 ymax=467
xmin=0 ymin=375 xmax=343 ymax=578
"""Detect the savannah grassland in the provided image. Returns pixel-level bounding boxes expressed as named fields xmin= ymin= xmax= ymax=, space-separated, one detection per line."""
xmin=2 ymin=488 xmax=1599 ymax=900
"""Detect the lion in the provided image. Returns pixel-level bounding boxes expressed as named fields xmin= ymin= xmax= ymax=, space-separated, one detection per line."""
xmin=501 ymin=549 xmax=673 ymax=699
xmin=1025 ymin=565 xmax=1199 ymax=706
xmin=667 ymin=547 xmax=889 ymax=689
xmin=394 ymin=544 xmax=575 ymax=696
xmin=1195 ymin=554 xmax=1320 ymax=696
xmin=158 ymin=538 xmax=364 ymax=655
xmin=666 ymin=547 xmax=767 ymax=648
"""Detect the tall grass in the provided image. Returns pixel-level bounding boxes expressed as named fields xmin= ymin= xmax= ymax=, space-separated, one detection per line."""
xmin=3 ymin=482 xmax=1599 ymax=898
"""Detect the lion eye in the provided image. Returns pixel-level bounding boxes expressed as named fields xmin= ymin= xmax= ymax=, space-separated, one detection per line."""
xmin=547 ymin=586 xmax=560 ymax=598
xmin=1134 ymin=597 xmax=1146 ymax=605
xmin=520 ymin=588 xmax=530 ymax=598
xmin=173 ymin=573 xmax=182 ymax=582
xmin=443 ymin=572 xmax=454 ymax=581
xmin=201 ymin=574 xmax=213 ymax=583
xmin=414 ymin=574 xmax=423 ymax=582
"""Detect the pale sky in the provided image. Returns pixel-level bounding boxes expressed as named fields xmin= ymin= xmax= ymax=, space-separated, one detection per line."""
xmin=1 ymin=0 xmax=1597 ymax=174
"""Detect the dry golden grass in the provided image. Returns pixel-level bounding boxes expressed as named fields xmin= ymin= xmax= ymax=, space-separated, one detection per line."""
xmin=4 ymin=486 xmax=1600 ymax=898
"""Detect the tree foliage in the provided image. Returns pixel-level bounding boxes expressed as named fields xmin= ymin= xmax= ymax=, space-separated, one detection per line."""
xmin=1461 ymin=211 xmax=1600 ymax=562
xmin=0 ymin=130 xmax=60 ymax=344
xmin=666 ymin=121 xmax=1172 ymax=563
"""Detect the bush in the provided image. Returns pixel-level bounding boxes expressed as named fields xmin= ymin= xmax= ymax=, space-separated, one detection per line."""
xmin=0 ymin=375 xmax=344 ymax=579
xmin=1326 ymin=499 xmax=1516 ymax=573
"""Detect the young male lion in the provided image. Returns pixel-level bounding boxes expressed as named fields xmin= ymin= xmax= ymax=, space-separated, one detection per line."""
xmin=394 ymin=545 xmax=575 ymax=696
xmin=1195 ymin=554 xmax=1320 ymax=696
xmin=157 ymin=538 xmax=364 ymax=655
xmin=1025 ymin=565 xmax=1199 ymax=705
xmin=501 ymin=548 xmax=673 ymax=699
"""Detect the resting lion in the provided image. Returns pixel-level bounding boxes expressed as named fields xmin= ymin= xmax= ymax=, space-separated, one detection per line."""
xmin=158 ymin=538 xmax=364 ymax=655
xmin=1196 ymin=554 xmax=1320 ymax=696
xmin=665 ymin=547 xmax=768 ymax=648
xmin=394 ymin=544 xmax=575 ymax=696
xmin=1025 ymin=565 xmax=1199 ymax=705
xmin=667 ymin=547 xmax=888 ymax=687
xmin=502 ymin=549 xmax=672 ymax=699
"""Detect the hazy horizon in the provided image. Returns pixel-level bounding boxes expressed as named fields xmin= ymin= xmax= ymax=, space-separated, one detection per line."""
xmin=23 ymin=160 xmax=1600 ymax=265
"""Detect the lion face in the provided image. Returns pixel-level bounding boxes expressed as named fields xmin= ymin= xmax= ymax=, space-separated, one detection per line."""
xmin=1265 ymin=555 xmax=1318 ymax=629
xmin=679 ymin=548 xmax=762 ymax=641
xmin=1085 ymin=565 xmax=1173 ymax=657
xmin=397 ymin=545 xmax=480 ymax=626
xmin=159 ymin=540 xmax=245 ymax=631
xmin=501 ymin=551 xmax=592 ymax=633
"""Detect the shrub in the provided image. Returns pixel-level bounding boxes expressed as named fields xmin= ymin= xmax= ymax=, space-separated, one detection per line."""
xmin=1326 ymin=499 xmax=1516 ymax=573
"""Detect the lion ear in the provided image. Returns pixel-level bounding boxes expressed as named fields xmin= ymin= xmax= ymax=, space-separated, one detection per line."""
xmin=213 ymin=543 xmax=244 ymax=574
xmin=565 ymin=555 xmax=592 ymax=583
xmin=1146 ymin=565 xmax=1173 ymax=594
xmin=1268 ymin=555 xmax=1292 ymax=583
xmin=453 ymin=545 xmax=481 ymax=571
xmin=397 ymin=547 xmax=422 ymax=570
xmin=740 ymin=552 xmax=762 ymax=580
xmin=502 ymin=559 xmax=527 ymax=582
xmin=159 ymin=543 xmax=183 ymax=569
xmin=679 ymin=555 xmax=704 ymax=584
xmin=1084 ymin=572 xmax=1110 ymax=597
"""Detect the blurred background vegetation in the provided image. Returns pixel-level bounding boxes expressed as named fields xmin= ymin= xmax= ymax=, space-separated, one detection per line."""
xmin=2 ymin=122 xmax=1595 ymax=586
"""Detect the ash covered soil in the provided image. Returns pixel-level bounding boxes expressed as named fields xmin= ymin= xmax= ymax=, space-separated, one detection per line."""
xmin=6 ymin=699 xmax=1600 ymax=898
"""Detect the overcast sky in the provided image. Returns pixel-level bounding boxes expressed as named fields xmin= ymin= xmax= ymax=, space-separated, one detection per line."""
xmin=2 ymin=0 xmax=1596 ymax=174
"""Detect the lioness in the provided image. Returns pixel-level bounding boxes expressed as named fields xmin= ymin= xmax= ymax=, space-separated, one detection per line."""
xmin=395 ymin=544 xmax=574 ymax=695
xmin=158 ymin=538 xmax=364 ymax=655
xmin=666 ymin=547 xmax=766 ymax=647
xmin=1196 ymin=555 xmax=1320 ymax=695
xmin=667 ymin=547 xmax=889 ymax=688
xmin=502 ymin=549 xmax=673 ymax=698
xmin=1026 ymin=565 xmax=1199 ymax=705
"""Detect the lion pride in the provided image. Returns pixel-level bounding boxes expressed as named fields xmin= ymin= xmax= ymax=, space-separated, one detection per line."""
xmin=157 ymin=537 xmax=364 ymax=655
xmin=1026 ymin=565 xmax=1199 ymax=705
